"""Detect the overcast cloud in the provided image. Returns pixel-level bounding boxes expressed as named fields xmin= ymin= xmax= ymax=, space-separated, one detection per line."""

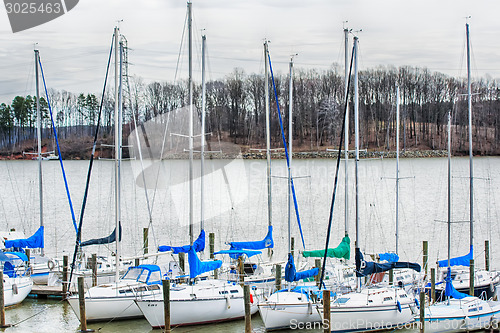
xmin=1 ymin=0 xmax=499 ymax=103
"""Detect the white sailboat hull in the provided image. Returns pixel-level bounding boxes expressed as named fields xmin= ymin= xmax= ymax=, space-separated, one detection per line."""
xmin=136 ymin=280 xmax=258 ymax=328
xmin=258 ymin=290 xmax=321 ymax=330
xmin=68 ymin=295 xmax=143 ymax=321
xmin=5 ymin=276 xmax=32 ymax=307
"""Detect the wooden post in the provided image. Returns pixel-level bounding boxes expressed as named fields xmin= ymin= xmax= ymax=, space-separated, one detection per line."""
xmin=135 ymin=258 xmax=140 ymax=267
xmin=244 ymin=285 xmax=252 ymax=333
xmin=323 ymin=290 xmax=331 ymax=333
xmin=143 ymin=227 xmax=149 ymax=255
xmin=419 ymin=291 xmax=425 ymax=332
xmin=469 ymin=259 xmax=475 ymax=296
xmin=275 ymin=264 xmax=281 ymax=291
xmin=238 ymin=256 xmax=245 ymax=285
xmin=0 ymin=272 xmax=10 ymax=328
xmin=291 ymin=237 xmax=295 ymax=259
xmin=162 ymin=279 xmax=171 ymax=333
xmin=25 ymin=249 xmax=31 ymax=269
xmin=315 ymin=259 xmax=321 ymax=287
xmin=431 ymin=268 xmax=436 ymax=303
xmin=78 ymin=276 xmax=87 ymax=332
xmin=389 ymin=269 xmax=394 ymax=285
xmin=423 ymin=241 xmax=428 ymax=275
xmin=91 ymin=254 xmax=97 ymax=287
xmin=485 ymin=240 xmax=490 ymax=271
xmin=209 ymin=232 xmax=215 ymax=259
xmin=179 ymin=253 xmax=185 ymax=273
xmin=62 ymin=255 xmax=69 ymax=295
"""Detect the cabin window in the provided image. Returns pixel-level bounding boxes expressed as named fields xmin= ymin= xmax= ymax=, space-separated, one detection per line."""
xmin=148 ymin=271 xmax=161 ymax=284
xmin=219 ymin=291 xmax=228 ymax=294
xmin=468 ymin=308 xmax=477 ymax=312
xmin=383 ymin=297 xmax=393 ymax=301
xmin=230 ymin=290 xmax=239 ymax=294
xmin=122 ymin=267 xmax=142 ymax=281
xmin=147 ymin=285 xmax=160 ymax=291
xmin=134 ymin=286 xmax=147 ymax=292
xmin=138 ymin=270 xmax=149 ymax=283
xmin=334 ymin=298 xmax=350 ymax=304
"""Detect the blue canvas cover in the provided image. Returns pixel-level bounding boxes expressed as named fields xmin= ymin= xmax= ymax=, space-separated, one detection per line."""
xmin=80 ymin=223 xmax=122 ymax=247
xmin=355 ymin=248 xmax=420 ymax=277
xmin=229 ymin=225 xmax=273 ymax=250
xmin=214 ymin=249 xmax=262 ymax=259
xmin=188 ymin=245 xmax=222 ymax=279
xmin=284 ymin=253 xmax=319 ymax=282
xmin=379 ymin=252 xmax=399 ymax=262
xmin=4 ymin=226 xmax=44 ymax=249
xmin=444 ymin=267 xmax=468 ymax=299
xmin=158 ymin=229 xmax=205 ymax=254
xmin=437 ymin=245 xmax=473 ymax=268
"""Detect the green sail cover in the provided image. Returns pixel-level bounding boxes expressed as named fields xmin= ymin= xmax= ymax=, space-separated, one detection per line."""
xmin=302 ymin=235 xmax=350 ymax=260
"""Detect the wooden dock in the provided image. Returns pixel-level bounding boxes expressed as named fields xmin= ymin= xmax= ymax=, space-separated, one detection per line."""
xmin=29 ymin=284 xmax=80 ymax=299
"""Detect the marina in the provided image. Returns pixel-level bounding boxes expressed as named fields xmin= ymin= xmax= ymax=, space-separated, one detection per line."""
xmin=1 ymin=1 xmax=500 ymax=332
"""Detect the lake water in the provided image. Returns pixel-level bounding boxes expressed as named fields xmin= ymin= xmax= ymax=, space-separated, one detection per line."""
xmin=0 ymin=156 xmax=499 ymax=332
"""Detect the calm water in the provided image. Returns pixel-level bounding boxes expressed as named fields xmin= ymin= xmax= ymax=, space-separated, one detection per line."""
xmin=0 ymin=156 xmax=499 ymax=332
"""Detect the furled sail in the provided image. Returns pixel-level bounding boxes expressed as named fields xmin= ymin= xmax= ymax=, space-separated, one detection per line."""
xmin=378 ymin=252 xmax=399 ymax=262
xmin=302 ymin=235 xmax=350 ymax=260
xmin=437 ymin=245 xmax=472 ymax=268
xmin=188 ymin=245 xmax=222 ymax=279
xmin=444 ymin=267 xmax=469 ymax=299
xmin=158 ymin=229 xmax=205 ymax=254
xmin=284 ymin=253 xmax=319 ymax=282
xmin=80 ymin=224 xmax=121 ymax=247
xmin=355 ymin=248 xmax=420 ymax=277
xmin=214 ymin=249 xmax=262 ymax=259
xmin=229 ymin=225 xmax=273 ymax=250
xmin=4 ymin=226 xmax=44 ymax=249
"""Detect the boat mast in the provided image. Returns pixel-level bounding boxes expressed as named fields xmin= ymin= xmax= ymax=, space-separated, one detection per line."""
xmin=264 ymin=40 xmax=272 ymax=256
xmin=287 ymin=56 xmax=294 ymax=256
xmin=188 ymin=1 xmax=194 ymax=245
xmin=447 ymin=111 xmax=451 ymax=271
xmin=395 ymin=85 xmax=400 ymax=255
xmin=344 ymin=27 xmax=349 ymax=237
xmin=114 ymin=26 xmax=121 ymax=283
xmin=466 ymin=23 xmax=473 ymax=253
xmin=35 ymin=49 xmax=44 ymax=256
xmin=353 ymin=36 xmax=360 ymax=290
xmin=201 ymin=33 xmax=206 ymax=232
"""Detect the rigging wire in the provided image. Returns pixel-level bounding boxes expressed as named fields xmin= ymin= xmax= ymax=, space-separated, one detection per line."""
xmin=68 ymin=32 xmax=114 ymax=287
xmin=319 ymin=43 xmax=355 ymax=289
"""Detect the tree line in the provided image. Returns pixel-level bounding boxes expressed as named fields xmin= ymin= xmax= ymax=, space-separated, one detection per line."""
xmin=1 ymin=64 xmax=500 ymax=156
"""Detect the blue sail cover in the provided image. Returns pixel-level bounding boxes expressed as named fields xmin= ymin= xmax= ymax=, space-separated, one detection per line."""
xmin=437 ymin=245 xmax=473 ymax=268
xmin=214 ymin=249 xmax=262 ymax=259
xmin=229 ymin=225 xmax=273 ymax=250
xmin=284 ymin=253 xmax=319 ymax=282
xmin=379 ymin=253 xmax=399 ymax=262
xmin=188 ymin=245 xmax=222 ymax=279
xmin=158 ymin=230 xmax=205 ymax=254
xmin=444 ymin=267 xmax=468 ymax=299
xmin=81 ymin=223 xmax=122 ymax=247
xmin=355 ymin=248 xmax=421 ymax=277
xmin=4 ymin=226 xmax=44 ymax=249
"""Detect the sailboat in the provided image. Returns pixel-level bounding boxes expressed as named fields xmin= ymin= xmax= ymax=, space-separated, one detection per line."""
xmin=417 ymin=112 xmax=500 ymax=332
xmin=318 ymin=35 xmax=420 ymax=332
xmin=257 ymin=46 xmax=322 ymax=331
xmin=66 ymin=27 xmax=175 ymax=322
xmin=430 ymin=23 xmax=499 ymax=301
xmin=135 ymin=3 xmax=258 ymax=328
xmin=416 ymin=23 xmax=500 ymax=332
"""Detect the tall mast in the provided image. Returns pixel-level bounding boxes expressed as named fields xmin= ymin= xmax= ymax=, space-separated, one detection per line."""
xmin=200 ymin=34 xmax=206 ymax=231
xmin=287 ymin=56 xmax=294 ymax=255
xmin=447 ymin=111 xmax=451 ymax=269
xmin=188 ymin=1 xmax=194 ymax=245
xmin=395 ymin=85 xmax=400 ymax=255
xmin=344 ymin=27 xmax=349 ymax=237
xmin=353 ymin=36 xmax=359 ymax=251
xmin=264 ymin=41 xmax=272 ymax=246
xmin=466 ymin=23 xmax=473 ymax=252
xmin=35 ymin=49 xmax=44 ymax=256
xmin=113 ymin=26 xmax=121 ymax=283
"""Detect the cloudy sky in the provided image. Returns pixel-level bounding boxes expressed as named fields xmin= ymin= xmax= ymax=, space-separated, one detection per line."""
xmin=1 ymin=0 xmax=499 ymax=104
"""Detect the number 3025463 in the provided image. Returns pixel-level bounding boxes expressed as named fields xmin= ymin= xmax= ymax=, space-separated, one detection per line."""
xmin=5 ymin=2 xmax=62 ymax=14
